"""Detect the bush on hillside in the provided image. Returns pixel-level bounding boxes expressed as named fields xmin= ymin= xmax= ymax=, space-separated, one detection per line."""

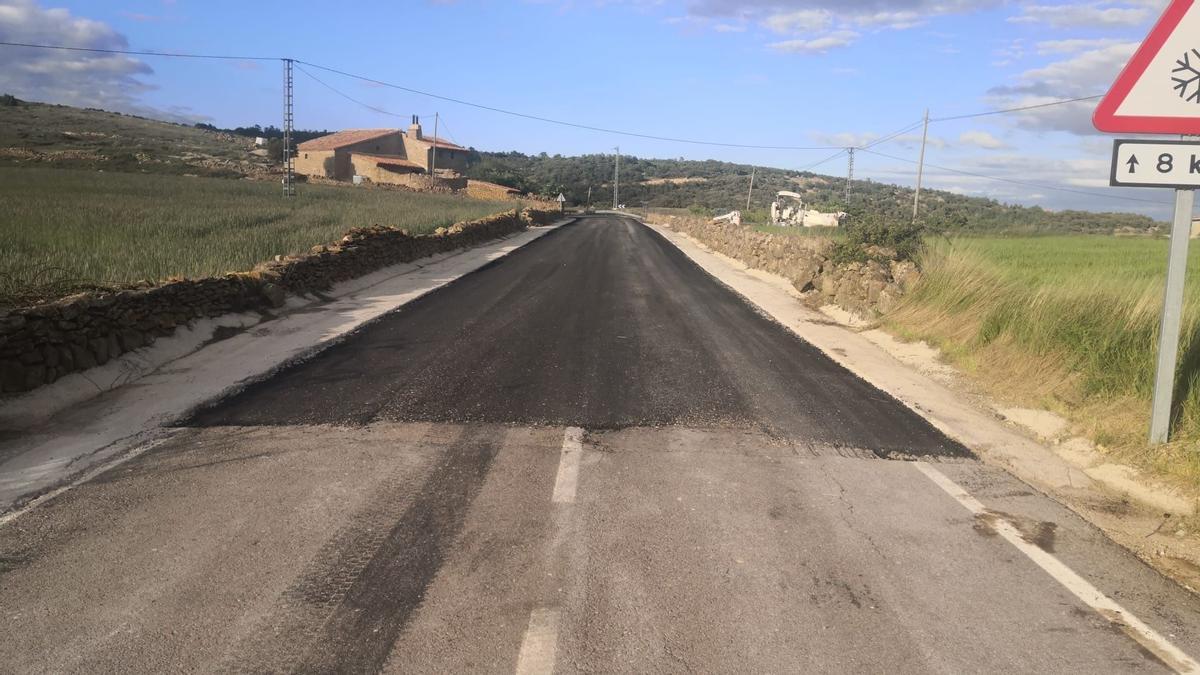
xmin=830 ymin=213 xmax=924 ymax=265
xmin=0 ymin=94 xmax=21 ymax=107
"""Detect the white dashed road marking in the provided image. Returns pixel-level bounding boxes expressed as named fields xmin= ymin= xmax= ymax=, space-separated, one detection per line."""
xmin=915 ymin=462 xmax=1200 ymax=674
xmin=514 ymin=427 xmax=586 ymax=674
xmin=551 ymin=426 xmax=583 ymax=504
xmin=514 ymin=608 xmax=561 ymax=675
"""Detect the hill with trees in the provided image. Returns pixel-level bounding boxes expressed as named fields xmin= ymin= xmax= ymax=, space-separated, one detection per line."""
xmin=463 ymin=151 xmax=1162 ymax=234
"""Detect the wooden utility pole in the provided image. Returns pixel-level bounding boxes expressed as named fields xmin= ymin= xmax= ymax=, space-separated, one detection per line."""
xmin=430 ymin=112 xmax=439 ymax=177
xmin=746 ymin=167 xmax=756 ymax=212
xmin=613 ymin=146 xmax=620 ymax=209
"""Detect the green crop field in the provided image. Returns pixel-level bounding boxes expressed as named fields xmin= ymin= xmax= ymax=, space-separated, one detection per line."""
xmin=0 ymin=167 xmax=513 ymax=305
xmin=888 ymin=234 xmax=1200 ymax=488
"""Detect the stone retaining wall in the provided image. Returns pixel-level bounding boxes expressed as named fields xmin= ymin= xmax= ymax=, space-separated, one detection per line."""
xmin=652 ymin=215 xmax=919 ymax=320
xmin=0 ymin=209 xmax=559 ymax=394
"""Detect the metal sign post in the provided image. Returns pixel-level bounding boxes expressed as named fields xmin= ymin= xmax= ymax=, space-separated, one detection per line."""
xmin=1150 ymin=187 xmax=1197 ymax=444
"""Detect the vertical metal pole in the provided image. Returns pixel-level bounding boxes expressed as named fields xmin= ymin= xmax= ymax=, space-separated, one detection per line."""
xmin=431 ymin=112 xmax=439 ymax=178
xmin=1150 ymin=187 xmax=1196 ymax=444
xmin=587 ymin=185 xmax=592 ymax=210
xmin=845 ymin=148 xmax=855 ymax=202
xmin=283 ymin=58 xmax=295 ymax=197
xmin=613 ymin=146 xmax=620 ymax=209
xmin=913 ymin=108 xmax=929 ymax=223
xmin=746 ymin=166 xmax=756 ymax=212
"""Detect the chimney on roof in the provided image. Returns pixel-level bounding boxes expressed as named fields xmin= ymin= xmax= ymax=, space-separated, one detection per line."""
xmin=408 ymin=114 xmax=422 ymax=141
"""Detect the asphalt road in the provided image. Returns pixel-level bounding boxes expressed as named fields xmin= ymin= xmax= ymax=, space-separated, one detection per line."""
xmin=2 ymin=215 xmax=1200 ymax=673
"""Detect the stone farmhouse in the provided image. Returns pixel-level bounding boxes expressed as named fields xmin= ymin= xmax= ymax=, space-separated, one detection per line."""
xmin=294 ymin=116 xmax=469 ymax=189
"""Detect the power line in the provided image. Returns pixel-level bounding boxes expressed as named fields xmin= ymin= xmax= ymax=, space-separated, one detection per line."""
xmin=294 ymin=60 xmax=844 ymax=151
xmin=0 ymin=40 xmax=279 ymax=61
xmin=931 ymin=95 xmax=1103 ymax=123
xmin=859 ymin=148 xmax=1166 ymax=205
xmin=800 ymin=149 xmax=846 ymax=173
xmin=860 ymin=119 xmax=926 ymax=150
xmin=294 ymin=63 xmax=408 ymax=118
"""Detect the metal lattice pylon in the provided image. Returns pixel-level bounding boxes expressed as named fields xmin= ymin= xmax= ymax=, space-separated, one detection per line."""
xmin=283 ymin=58 xmax=295 ymax=197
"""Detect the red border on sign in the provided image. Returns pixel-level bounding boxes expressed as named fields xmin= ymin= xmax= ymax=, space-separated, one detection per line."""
xmin=1093 ymin=0 xmax=1200 ymax=134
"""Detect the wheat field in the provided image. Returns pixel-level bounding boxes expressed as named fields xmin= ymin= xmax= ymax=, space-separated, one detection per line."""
xmin=0 ymin=167 xmax=513 ymax=302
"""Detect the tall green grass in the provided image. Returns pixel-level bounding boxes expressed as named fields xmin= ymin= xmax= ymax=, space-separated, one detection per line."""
xmin=0 ymin=167 xmax=511 ymax=301
xmin=888 ymin=235 xmax=1200 ymax=487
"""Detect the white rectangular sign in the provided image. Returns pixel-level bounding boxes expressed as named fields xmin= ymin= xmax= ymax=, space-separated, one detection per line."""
xmin=1110 ymin=139 xmax=1200 ymax=188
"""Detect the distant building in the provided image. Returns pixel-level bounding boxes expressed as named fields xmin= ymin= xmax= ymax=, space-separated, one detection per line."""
xmin=254 ymin=137 xmax=268 ymax=147
xmin=294 ymin=116 xmax=469 ymax=189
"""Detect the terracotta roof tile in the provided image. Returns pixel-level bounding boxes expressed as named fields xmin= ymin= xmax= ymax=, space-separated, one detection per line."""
xmin=298 ymin=129 xmax=397 ymax=151
xmin=411 ymin=135 xmax=467 ymax=151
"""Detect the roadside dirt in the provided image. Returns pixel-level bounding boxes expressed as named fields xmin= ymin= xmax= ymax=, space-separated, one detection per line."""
xmin=847 ymin=315 xmax=1200 ymax=594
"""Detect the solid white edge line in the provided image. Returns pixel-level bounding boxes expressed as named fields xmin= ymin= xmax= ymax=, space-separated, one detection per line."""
xmin=552 ymin=427 xmax=583 ymax=504
xmin=515 ymin=607 xmax=560 ymax=675
xmin=913 ymin=462 xmax=1200 ymax=674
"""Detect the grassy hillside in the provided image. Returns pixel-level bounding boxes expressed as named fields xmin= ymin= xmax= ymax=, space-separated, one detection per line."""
xmin=466 ymin=151 xmax=1161 ymax=235
xmin=0 ymin=96 xmax=271 ymax=178
xmin=0 ymin=167 xmax=511 ymax=306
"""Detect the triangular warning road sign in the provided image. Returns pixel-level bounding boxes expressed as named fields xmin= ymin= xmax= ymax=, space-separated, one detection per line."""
xmin=1093 ymin=0 xmax=1200 ymax=134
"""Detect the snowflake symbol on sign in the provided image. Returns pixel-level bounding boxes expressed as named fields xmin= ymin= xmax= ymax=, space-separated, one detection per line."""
xmin=1175 ymin=49 xmax=1200 ymax=103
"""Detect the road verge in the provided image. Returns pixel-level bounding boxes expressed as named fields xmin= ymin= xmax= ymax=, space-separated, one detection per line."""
xmin=646 ymin=217 xmax=1200 ymax=592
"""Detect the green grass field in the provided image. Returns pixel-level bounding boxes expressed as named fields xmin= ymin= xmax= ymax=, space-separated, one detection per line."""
xmin=0 ymin=167 xmax=512 ymax=303
xmin=887 ymin=234 xmax=1200 ymax=489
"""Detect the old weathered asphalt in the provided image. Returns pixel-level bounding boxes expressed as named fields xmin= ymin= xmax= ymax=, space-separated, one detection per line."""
xmin=2 ymin=215 xmax=1199 ymax=673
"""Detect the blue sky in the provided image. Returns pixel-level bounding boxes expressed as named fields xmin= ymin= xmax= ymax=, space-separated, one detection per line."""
xmin=0 ymin=0 xmax=1187 ymax=217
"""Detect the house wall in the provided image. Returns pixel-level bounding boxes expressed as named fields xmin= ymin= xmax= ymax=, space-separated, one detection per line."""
xmin=346 ymin=155 xmax=424 ymax=186
xmin=431 ymin=146 xmax=468 ymax=173
xmin=296 ymin=132 xmax=407 ymax=180
xmin=294 ymin=149 xmax=339 ymax=179
xmin=401 ymin=135 xmax=430 ymax=172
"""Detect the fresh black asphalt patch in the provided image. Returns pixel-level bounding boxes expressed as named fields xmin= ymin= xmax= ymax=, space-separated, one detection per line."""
xmin=184 ymin=216 xmax=969 ymax=459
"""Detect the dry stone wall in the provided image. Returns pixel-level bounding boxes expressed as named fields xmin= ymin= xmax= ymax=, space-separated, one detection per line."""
xmin=653 ymin=215 xmax=920 ymax=320
xmin=0 ymin=209 xmax=559 ymax=394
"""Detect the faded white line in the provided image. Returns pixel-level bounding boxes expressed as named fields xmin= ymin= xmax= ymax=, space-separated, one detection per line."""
xmin=914 ymin=462 xmax=1200 ymax=674
xmin=552 ymin=427 xmax=583 ymax=504
xmin=0 ymin=434 xmax=173 ymax=529
xmin=515 ymin=607 xmax=560 ymax=675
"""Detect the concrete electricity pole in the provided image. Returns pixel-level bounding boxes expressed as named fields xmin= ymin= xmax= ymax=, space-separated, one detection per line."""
xmin=430 ymin=112 xmax=439 ymax=177
xmin=613 ymin=147 xmax=620 ymax=209
xmin=746 ymin=167 xmax=756 ymax=212
xmin=912 ymin=109 xmax=930 ymax=223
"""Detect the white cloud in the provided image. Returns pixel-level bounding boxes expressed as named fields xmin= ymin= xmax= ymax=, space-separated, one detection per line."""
xmin=764 ymin=9 xmax=831 ymax=33
xmin=682 ymin=1 xmax=1001 ymax=55
xmin=0 ymin=0 xmax=207 ymax=122
xmin=769 ymin=30 xmax=859 ymax=53
xmin=986 ymin=41 xmax=1138 ymax=134
xmin=958 ymin=130 xmax=1009 ymax=149
xmin=1035 ymin=37 xmax=1123 ymax=55
xmin=1008 ymin=1 xmax=1163 ymax=28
